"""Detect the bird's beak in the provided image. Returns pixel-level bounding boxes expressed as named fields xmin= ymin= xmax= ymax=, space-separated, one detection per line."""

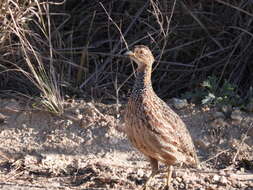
xmin=124 ymin=50 xmax=135 ymax=58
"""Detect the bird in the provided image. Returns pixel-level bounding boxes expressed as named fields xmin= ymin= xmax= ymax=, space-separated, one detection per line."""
xmin=124 ymin=45 xmax=199 ymax=189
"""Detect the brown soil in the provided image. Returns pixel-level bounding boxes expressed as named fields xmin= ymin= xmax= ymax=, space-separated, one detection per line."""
xmin=0 ymin=98 xmax=252 ymax=190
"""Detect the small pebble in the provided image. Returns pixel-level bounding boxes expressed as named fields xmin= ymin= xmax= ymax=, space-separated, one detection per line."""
xmin=77 ymin=114 xmax=83 ymax=119
xmin=179 ymin=183 xmax=185 ymax=188
xmin=219 ymin=176 xmax=227 ymax=185
xmin=246 ymin=98 xmax=253 ymax=112
xmin=172 ymin=98 xmax=188 ymax=109
xmin=212 ymin=174 xmax=220 ymax=182
xmin=247 ymin=127 xmax=253 ymax=137
xmin=230 ymin=110 xmax=243 ymax=122
xmin=201 ymin=105 xmax=210 ymax=111
xmin=66 ymin=120 xmax=73 ymax=125
xmin=75 ymin=109 xmax=80 ymax=114
xmin=212 ymin=112 xmax=225 ymax=119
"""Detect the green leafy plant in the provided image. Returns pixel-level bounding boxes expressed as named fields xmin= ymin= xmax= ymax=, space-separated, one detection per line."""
xmin=182 ymin=76 xmax=241 ymax=106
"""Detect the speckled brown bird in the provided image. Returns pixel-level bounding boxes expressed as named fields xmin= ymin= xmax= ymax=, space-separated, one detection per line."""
xmin=124 ymin=45 xmax=199 ymax=189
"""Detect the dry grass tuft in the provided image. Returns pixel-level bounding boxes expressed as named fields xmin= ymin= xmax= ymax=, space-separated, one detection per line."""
xmin=0 ymin=0 xmax=64 ymax=114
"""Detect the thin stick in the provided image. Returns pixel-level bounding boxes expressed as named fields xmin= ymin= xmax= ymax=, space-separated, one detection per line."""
xmin=214 ymin=0 xmax=253 ymax=17
xmin=80 ymin=2 xmax=149 ymax=88
xmin=200 ymin=149 xmax=230 ymax=164
xmin=99 ymin=2 xmax=129 ymax=50
xmin=152 ymin=0 xmax=177 ymax=71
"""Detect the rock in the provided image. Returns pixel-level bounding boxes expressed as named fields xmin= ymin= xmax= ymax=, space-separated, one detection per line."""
xmin=77 ymin=114 xmax=83 ymax=120
xmin=246 ymin=98 xmax=253 ymax=112
xmin=220 ymin=104 xmax=232 ymax=116
xmin=245 ymin=137 xmax=253 ymax=146
xmin=66 ymin=120 xmax=73 ymax=126
xmin=228 ymin=139 xmax=238 ymax=148
xmin=179 ymin=183 xmax=185 ymax=188
xmin=211 ymin=111 xmax=225 ymax=119
xmin=231 ymin=110 xmax=243 ymax=122
xmin=201 ymin=106 xmax=210 ymax=112
xmin=219 ymin=176 xmax=228 ymax=185
xmin=172 ymin=98 xmax=188 ymax=109
xmin=212 ymin=174 xmax=220 ymax=182
xmin=74 ymin=108 xmax=80 ymax=115
xmin=248 ymin=127 xmax=253 ymax=137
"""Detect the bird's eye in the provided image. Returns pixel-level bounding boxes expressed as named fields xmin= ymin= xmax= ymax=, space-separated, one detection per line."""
xmin=139 ymin=50 xmax=143 ymax=55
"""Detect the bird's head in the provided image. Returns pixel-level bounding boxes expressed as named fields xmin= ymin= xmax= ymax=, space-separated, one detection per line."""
xmin=125 ymin=45 xmax=154 ymax=69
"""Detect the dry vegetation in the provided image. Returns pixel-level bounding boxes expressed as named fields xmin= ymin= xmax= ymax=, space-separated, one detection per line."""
xmin=0 ymin=0 xmax=253 ymax=108
xmin=0 ymin=0 xmax=64 ymax=114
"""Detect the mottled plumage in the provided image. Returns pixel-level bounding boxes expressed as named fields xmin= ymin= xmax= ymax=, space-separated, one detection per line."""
xmin=124 ymin=45 xmax=198 ymax=189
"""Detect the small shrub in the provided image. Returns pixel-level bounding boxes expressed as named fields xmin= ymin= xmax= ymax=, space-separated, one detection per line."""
xmin=182 ymin=76 xmax=242 ymax=107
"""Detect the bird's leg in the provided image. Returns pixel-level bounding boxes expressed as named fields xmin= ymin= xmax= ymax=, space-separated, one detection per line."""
xmin=141 ymin=157 xmax=158 ymax=190
xmin=165 ymin=165 xmax=173 ymax=190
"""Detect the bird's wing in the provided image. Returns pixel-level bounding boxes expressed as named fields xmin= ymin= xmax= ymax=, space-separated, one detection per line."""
xmin=143 ymin=96 xmax=198 ymax=165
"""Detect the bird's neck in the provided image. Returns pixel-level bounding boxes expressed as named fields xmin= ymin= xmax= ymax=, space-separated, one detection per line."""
xmin=132 ymin=65 xmax=153 ymax=95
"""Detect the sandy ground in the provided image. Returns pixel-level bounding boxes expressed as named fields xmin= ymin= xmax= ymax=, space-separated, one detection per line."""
xmin=0 ymin=98 xmax=252 ymax=189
